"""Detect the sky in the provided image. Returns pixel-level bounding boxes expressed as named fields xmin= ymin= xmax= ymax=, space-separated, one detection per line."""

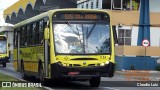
xmin=0 ymin=0 xmax=19 ymax=26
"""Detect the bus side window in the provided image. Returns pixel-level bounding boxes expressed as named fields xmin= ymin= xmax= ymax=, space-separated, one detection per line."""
xmin=38 ymin=20 xmax=44 ymax=44
xmin=20 ymin=27 xmax=23 ymax=46
xmin=14 ymin=29 xmax=18 ymax=48
xmin=29 ymin=24 xmax=33 ymax=46
xmin=19 ymin=26 xmax=28 ymax=47
xmin=21 ymin=27 xmax=26 ymax=47
xmin=32 ymin=23 xmax=37 ymax=45
xmin=26 ymin=25 xmax=30 ymax=46
xmin=24 ymin=26 xmax=27 ymax=46
xmin=41 ymin=18 xmax=49 ymax=44
xmin=35 ymin=22 xmax=39 ymax=45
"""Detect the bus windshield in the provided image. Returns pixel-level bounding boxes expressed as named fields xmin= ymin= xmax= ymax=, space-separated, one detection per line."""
xmin=0 ymin=40 xmax=7 ymax=54
xmin=53 ymin=22 xmax=110 ymax=55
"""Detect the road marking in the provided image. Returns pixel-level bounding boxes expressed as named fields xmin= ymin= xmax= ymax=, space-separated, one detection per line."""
xmin=100 ymin=87 xmax=119 ymax=90
xmin=42 ymin=87 xmax=119 ymax=90
xmin=43 ymin=86 xmax=54 ymax=90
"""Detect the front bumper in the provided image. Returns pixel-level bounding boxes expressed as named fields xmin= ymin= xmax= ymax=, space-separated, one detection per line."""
xmin=0 ymin=57 xmax=9 ymax=63
xmin=51 ymin=62 xmax=115 ymax=79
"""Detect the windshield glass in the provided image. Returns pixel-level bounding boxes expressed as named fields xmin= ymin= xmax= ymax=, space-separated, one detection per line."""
xmin=53 ymin=22 xmax=110 ymax=54
xmin=0 ymin=40 xmax=7 ymax=54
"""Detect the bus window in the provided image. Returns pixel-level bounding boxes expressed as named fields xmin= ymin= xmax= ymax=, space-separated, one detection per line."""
xmin=38 ymin=20 xmax=44 ymax=44
xmin=24 ymin=26 xmax=27 ymax=46
xmin=0 ymin=38 xmax=7 ymax=54
xmin=31 ymin=23 xmax=37 ymax=45
xmin=14 ymin=29 xmax=18 ymax=48
xmin=29 ymin=24 xmax=33 ymax=46
xmin=20 ymin=27 xmax=23 ymax=46
xmin=53 ymin=23 xmax=110 ymax=54
xmin=0 ymin=36 xmax=8 ymax=67
xmin=27 ymin=25 xmax=30 ymax=46
xmin=22 ymin=26 xmax=26 ymax=46
xmin=33 ymin=23 xmax=37 ymax=45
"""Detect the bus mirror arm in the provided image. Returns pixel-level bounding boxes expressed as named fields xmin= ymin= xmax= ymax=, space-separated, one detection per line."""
xmin=112 ymin=26 xmax=118 ymax=45
xmin=8 ymin=43 xmax=10 ymax=47
xmin=44 ymin=28 xmax=49 ymax=40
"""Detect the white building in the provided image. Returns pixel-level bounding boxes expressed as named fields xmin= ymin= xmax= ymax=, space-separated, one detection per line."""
xmin=77 ymin=0 xmax=160 ymax=47
xmin=77 ymin=0 xmax=160 ymax=70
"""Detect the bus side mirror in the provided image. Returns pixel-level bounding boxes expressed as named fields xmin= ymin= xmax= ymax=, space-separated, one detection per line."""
xmin=44 ymin=28 xmax=49 ymax=40
xmin=112 ymin=26 xmax=118 ymax=45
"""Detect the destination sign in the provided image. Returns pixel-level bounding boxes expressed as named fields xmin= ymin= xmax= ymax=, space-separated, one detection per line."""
xmin=62 ymin=14 xmax=100 ymax=20
xmin=53 ymin=12 xmax=109 ymax=21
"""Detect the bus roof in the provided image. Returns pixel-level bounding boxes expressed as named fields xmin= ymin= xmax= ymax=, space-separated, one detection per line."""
xmin=14 ymin=9 xmax=110 ymax=28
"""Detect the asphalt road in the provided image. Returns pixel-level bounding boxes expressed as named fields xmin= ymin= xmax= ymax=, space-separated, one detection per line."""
xmin=0 ymin=63 xmax=160 ymax=90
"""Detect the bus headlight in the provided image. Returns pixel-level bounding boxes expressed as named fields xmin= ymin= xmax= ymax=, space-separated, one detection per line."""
xmin=57 ymin=61 xmax=62 ymax=66
xmin=63 ymin=63 xmax=67 ymax=67
xmin=105 ymin=61 xmax=109 ymax=65
xmin=100 ymin=63 xmax=105 ymax=66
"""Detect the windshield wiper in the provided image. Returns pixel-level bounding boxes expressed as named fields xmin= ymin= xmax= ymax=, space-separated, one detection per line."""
xmin=86 ymin=23 xmax=97 ymax=39
xmin=67 ymin=22 xmax=84 ymax=53
xmin=67 ymin=22 xmax=82 ymax=41
xmin=67 ymin=22 xmax=79 ymax=35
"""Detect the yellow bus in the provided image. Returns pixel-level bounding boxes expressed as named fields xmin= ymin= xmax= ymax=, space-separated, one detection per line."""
xmin=13 ymin=9 xmax=117 ymax=87
xmin=0 ymin=35 xmax=9 ymax=67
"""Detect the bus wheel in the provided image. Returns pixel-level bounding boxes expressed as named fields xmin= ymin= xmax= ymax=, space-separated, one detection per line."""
xmin=39 ymin=64 xmax=44 ymax=84
xmin=89 ymin=77 xmax=101 ymax=87
xmin=2 ymin=62 xmax=6 ymax=67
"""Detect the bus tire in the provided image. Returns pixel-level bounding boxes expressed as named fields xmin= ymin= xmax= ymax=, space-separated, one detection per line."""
xmin=21 ymin=60 xmax=27 ymax=79
xmin=2 ymin=62 xmax=6 ymax=67
xmin=38 ymin=62 xmax=44 ymax=84
xmin=89 ymin=77 xmax=101 ymax=87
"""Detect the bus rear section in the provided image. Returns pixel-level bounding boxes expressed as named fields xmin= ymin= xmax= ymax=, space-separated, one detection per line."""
xmin=0 ymin=35 xmax=9 ymax=67
xmin=47 ymin=10 xmax=116 ymax=87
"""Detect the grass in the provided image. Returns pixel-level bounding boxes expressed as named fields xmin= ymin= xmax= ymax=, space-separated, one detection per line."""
xmin=0 ymin=73 xmax=41 ymax=90
xmin=0 ymin=73 xmax=18 ymax=81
